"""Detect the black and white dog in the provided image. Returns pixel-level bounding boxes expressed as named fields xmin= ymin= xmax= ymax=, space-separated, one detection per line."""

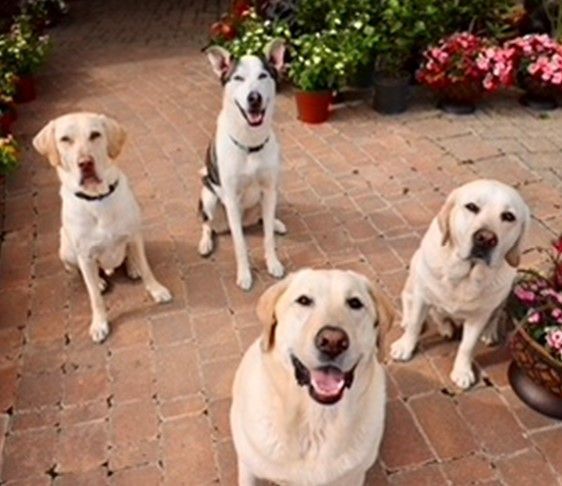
xmin=198 ymin=40 xmax=287 ymax=290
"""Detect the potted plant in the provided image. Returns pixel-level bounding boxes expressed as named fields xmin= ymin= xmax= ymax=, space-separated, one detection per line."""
xmin=4 ymin=15 xmax=50 ymax=103
xmin=0 ymin=66 xmax=17 ymax=136
xmin=0 ymin=134 xmax=18 ymax=176
xmin=506 ymin=234 xmax=562 ymax=419
xmin=504 ymin=33 xmax=562 ymax=110
xmin=289 ymin=31 xmax=346 ymax=123
xmin=372 ymin=0 xmax=427 ymax=114
xmin=417 ymin=32 xmax=512 ymax=114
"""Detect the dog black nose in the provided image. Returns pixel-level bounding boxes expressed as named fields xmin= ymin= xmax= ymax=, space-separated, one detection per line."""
xmin=315 ymin=326 xmax=349 ymax=359
xmin=247 ymin=91 xmax=262 ymax=109
xmin=472 ymin=228 xmax=498 ymax=249
xmin=78 ymin=158 xmax=95 ymax=171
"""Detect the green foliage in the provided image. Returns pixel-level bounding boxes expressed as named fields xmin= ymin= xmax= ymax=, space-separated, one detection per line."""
xmin=291 ymin=0 xmax=380 ymax=88
xmin=0 ymin=135 xmax=19 ymax=175
xmin=289 ymin=31 xmax=347 ymax=91
xmin=1 ymin=15 xmax=51 ymax=76
xmin=215 ymin=11 xmax=292 ymax=59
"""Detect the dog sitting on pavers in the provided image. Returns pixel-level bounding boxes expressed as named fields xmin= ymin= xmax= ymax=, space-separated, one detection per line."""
xmin=197 ymin=40 xmax=287 ymax=290
xmin=390 ymin=179 xmax=530 ymax=389
xmin=33 ymin=113 xmax=172 ymax=343
xmin=230 ymin=269 xmax=391 ymax=485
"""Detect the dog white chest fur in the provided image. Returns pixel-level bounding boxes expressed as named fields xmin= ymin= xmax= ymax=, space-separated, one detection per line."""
xmin=198 ymin=41 xmax=287 ymax=291
xmin=231 ymin=270 xmax=390 ymax=486
xmin=391 ymin=179 xmax=530 ymax=389
xmin=33 ymin=113 xmax=172 ymax=343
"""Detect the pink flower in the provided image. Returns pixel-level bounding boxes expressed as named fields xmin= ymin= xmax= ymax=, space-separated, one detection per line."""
xmin=528 ymin=312 xmax=541 ymax=324
xmin=546 ymin=328 xmax=562 ymax=351
xmin=515 ymin=286 xmax=536 ymax=302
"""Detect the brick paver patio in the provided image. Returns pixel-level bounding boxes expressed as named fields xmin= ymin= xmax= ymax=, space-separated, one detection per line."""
xmin=1 ymin=1 xmax=562 ymax=484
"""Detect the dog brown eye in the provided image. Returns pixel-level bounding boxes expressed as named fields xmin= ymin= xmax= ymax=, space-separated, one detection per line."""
xmin=465 ymin=202 xmax=480 ymax=214
xmin=89 ymin=131 xmax=101 ymax=141
xmin=60 ymin=136 xmax=71 ymax=143
xmin=258 ymin=72 xmax=268 ymax=79
xmin=347 ymin=297 xmax=364 ymax=310
xmin=296 ymin=295 xmax=313 ymax=306
xmin=233 ymin=75 xmax=244 ymax=81
xmin=501 ymin=211 xmax=516 ymax=222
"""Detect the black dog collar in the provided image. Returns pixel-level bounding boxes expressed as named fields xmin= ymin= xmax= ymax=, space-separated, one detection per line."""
xmin=75 ymin=179 xmax=119 ymax=202
xmin=229 ymin=135 xmax=270 ymax=154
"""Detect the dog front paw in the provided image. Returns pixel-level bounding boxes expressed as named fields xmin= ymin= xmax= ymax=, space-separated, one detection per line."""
xmin=148 ymin=282 xmax=172 ymax=303
xmin=236 ymin=268 xmax=253 ymax=291
xmin=267 ymin=257 xmax=285 ymax=279
xmin=390 ymin=335 xmax=416 ymax=361
xmin=450 ymin=364 xmax=475 ymax=389
xmin=89 ymin=319 xmax=109 ymax=343
xmin=274 ymin=219 xmax=287 ymax=235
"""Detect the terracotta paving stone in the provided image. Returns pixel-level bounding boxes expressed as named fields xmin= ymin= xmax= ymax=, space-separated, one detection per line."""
xmin=1 ymin=429 xmax=57 ymax=481
xmin=457 ymin=387 xmax=529 ymax=455
xmin=379 ymin=399 xmax=435 ymax=471
xmin=2 ymin=0 xmax=562 ymax=482
xmin=496 ymin=449 xmax=560 ymax=486
xmin=441 ymin=454 xmax=497 ymax=484
xmin=410 ymin=391 xmax=478 ymax=461
xmin=55 ymin=421 xmax=108 ymax=473
xmin=388 ymin=463 xmax=449 ymax=485
xmin=529 ymin=427 xmax=562 ymax=477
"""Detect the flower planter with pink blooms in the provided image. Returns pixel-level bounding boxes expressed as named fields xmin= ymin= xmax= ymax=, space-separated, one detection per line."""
xmin=417 ymin=33 xmax=514 ymax=115
xmin=506 ymin=235 xmax=562 ymax=419
xmin=505 ymin=34 xmax=562 ymax=111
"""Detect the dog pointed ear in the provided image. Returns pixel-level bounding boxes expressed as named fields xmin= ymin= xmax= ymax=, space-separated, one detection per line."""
xmin=256 ymin=273 xmax=294 ymax=352
xmin=33 ymin=120 xmax=61 ymax=167
xmin=264 ymin=38 xmax=285 ymax=74
xmin=437 ymin=189 xmax=457 ymax=246
xmin=101 ymin=115 xmax=126 ymax=159
xmin=206 ymin=45 xmax=235 ymax=81
xmin=506 ymin=205 xmax=531 ymax=268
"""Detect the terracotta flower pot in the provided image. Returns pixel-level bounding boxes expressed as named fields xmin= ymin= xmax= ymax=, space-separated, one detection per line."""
xmin=15 ymin=76 xmax=37 ymax=103
xmin=295 ymin=90 xmax=332 ymax=124
xmin=509 ymin=326 xmax=562 ymax=419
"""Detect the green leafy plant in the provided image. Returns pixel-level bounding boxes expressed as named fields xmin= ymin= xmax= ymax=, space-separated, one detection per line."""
xmin=2 ymin=15 xmax=50 ymax=76
xmin=288 ymin=30 xmax=348 ymax=91
xmin=0 ymin=135 xmax=19 ymax=175
xmin=376 ymin=0 xmax=447 ymax=76
xmin=210 ymin=8 xmax=292 ymax=59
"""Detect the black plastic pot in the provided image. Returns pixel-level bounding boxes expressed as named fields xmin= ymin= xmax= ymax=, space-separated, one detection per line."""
xmin=373 ymin=72 xmax=410 ymax=114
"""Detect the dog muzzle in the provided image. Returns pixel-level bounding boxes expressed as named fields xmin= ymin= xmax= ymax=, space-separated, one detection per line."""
xmin=291 ymin=354 xmax=358 ymax=405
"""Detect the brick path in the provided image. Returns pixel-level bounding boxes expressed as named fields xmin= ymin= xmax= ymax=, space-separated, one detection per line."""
xmin=1 ymin=1 xmax=562 ymax=484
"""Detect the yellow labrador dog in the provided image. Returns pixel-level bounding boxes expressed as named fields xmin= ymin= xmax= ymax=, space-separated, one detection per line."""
xmin=33 ymin=113 xmax=172 ymax=343
xmin=391 ymin=179 xmax=530 ymax=389
xmin=230 ymin=269 xmax=391 ymax=486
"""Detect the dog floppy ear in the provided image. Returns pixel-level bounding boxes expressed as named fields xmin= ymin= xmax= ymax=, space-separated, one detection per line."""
xmin=206 ymin=45 xmax=235 ymax=82
xmin=437 ymin=189 xmax=457 ymax=246
xmin=101 ymin=115 xmax=126 ymax=159
xmin=264 ymin=38 xmax=285 ymax=75
xmin=505 ymin=205 xmax=531 ymax=268
xmin=33 ymin=120 xmax=61 ymax=167
xmin=256 ymin=273 xmax=294 ymax=352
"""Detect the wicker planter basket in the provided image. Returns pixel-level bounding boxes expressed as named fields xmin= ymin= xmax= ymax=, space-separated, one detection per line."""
xmin=510 ymin=326 xmax=562 ymax=398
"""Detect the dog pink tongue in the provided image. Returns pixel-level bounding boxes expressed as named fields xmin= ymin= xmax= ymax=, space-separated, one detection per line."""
xmin=310 ymin=369 xmax=345 ymax=397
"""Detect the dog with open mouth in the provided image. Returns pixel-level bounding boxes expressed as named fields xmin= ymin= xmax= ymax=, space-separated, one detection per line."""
xmin=33 ymin=112 xmax=172 ymax=343
xmin=230 ymin=269 xmax=392 ymax=485
xmin=390 ymin=179 xmax=530 ymax=389
xmin=197 ymin=40 xmax=287 ymax=291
